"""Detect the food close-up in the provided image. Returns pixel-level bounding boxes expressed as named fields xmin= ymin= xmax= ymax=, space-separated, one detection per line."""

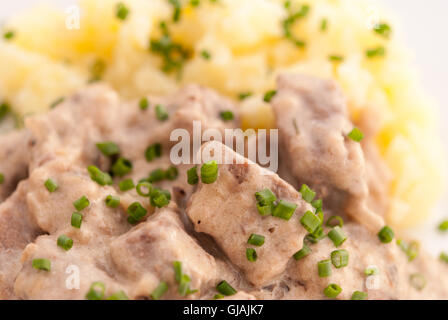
xmin=0 ymin=0 xmax=447 ymax=302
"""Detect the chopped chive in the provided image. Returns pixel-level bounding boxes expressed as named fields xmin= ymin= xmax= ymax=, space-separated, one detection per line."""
xmin=247 ymin=234 xmax=265 ymax=247
xmin=139 ymin=97 xmax=149 ymax=110
xmin=320 ymin=18 xmax=328 ymax=31
xmin=365 ymin=266 xmax=379 ymax=276
xmin=440 ymin=252 xmax=448 ymax=263
xmin=219 ymin=110 xmax=234 ymax=121
xmin=366 ymin=46 xmax=386 ymax=58
xmin=293 ymin=242 xmax=311 ymax=260
xmin=311 ymin=198 xmax=322 ymax=210
xmin=73 ymin=196 xmax=90 ymax=211
xmin=96 ymin=142 xmax=120 ymax=157
xmin=44 ymin=178 xmax=58 ymax=193
xmin=165 ymin=166 xmax=178 ymax=181
xmin=272 ymin=200 xmax=297 ymax=221
xmin=71 ymin=212 xmax=83 ymax=228
xmin=331 ymin=249 xmax=349 ymax=268
xmin=87 ymin=165 xmax=113 ymax=186
xmin=89 ymin=59 xmax=106 ymax=82
xmin=111 ymin=157 xmax=133 ymax=177
xmin=378 ymin=226 xmax=394 ymax=243
xmin=410 ymin=273 xmax=426 ymax=291
xmin=136 ymin=182 xmax=152 ymax=197
xmin=148 ymin=168 xmax=166 ymax=183
xmin=373 ymin=22 xmax=391 ymax=38
xmin=438 ymin=220 xmax=448 ymax=232
xmin=263 ymin=90 xmax=277 ymax=103
xmin=201 ymin=50 xmax=211 ymax=60
xmin=300 ymin=211 xmax=321 ymax=234
xmin=397 ymin=239 xmax=419 ymax=261
xmin=50 ymin=97 xmax=65 ymax=109
xmin=216 ymin=280 xmax=237 ymax=296
xmin=116 ymin=2 xmax=130 ymax=20
xmin=57 ymin=235 xmax=73 ymax=251
xmin=0 ymin=173 xmax=4 ymax=184
xmin=3 ymin=30 xmax=14 ymax=40
xmin=173 ymin=261 xmax=182 ymax=283
xmin=306 ymin=225 xmax=326 ymax=243
xmin=326 ymin=215 xmax=344 ymax=228
xmin=324 ymin=283 xmax=342 ymax=298
xmin=351 ymin=291 xmax=368 ymax=300
xmin=187 ymin=166 xmax=199 ymax=185
xmin=347 ymin=127 xmax=364 ymax=142
xmin=151 ymin=281 xmax=168 ymax=300
xmin=85 ymin=281 xmax=105 ymax=300
xmin=107 ymin=291 xmax=129 ymax=300
xmin=127 ymin=202 xmax=147 ymax=222
xmin=145 ymin=143 xmax=162 ymax=162
xmin=328 ymin=226 xmax=347 ymax=247
xmin=318 ymin=259 xmax=332 ymax=278
xmin=213 ymin=294 xmax=224 ymax=299
xmin=254 ymin=188 xmax=277 ymax=216
xmin=178 ymin=274 xmax=192 ymax=296
xmin=155 ymin=105 xmax=169 ymax=121
xmin=201 ymin=160 xmax=218 ymax=184
xmin=238 ymin=92 xmax=252 ymax=100
xmin=119 ymin=178 xmax=135 ymax=192
xmin=32 ymin=258 xmax=51 ymax=271
xmin=150 ymin=188 xmax=171 ymax=208
xmin=246 ymin=248 xmax=257 ymax=262
xmin=105 ymin=195 xmax=120 ymax=208
xmin=0 ymin=102 xmax=8 ymax=120
xmin=299 ymin=184 xmax=316 ymax=203
xmin=329 ymin=55 xmax=344 ymax=62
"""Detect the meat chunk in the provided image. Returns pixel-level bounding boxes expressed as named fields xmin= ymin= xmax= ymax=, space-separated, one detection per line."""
xmin=187 ymin=141 xmax=311 ymax=286
xmin=110 ymin=208 xmax=217 ymax=299
xmin=272 ymin=74 xmax=383 ymax=231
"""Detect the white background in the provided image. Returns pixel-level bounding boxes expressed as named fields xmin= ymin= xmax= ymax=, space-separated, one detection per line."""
xmin=1 ymin=0 xmax=447 ymax=251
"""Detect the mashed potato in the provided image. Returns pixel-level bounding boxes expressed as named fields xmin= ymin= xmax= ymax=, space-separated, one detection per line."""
xmin=0 ymin=0 xmax=445 ymax=228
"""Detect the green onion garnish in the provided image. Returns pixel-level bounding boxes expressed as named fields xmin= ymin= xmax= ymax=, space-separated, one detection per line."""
xmin=32 ymin=258 xmax=51 ymax=271
xmin=272 ymin=200 xmax=297 ymax=221
xmin=139 ymin=97 xmax=149 ymax=110
xmin=145 ymin=143 xmax=162 ymax=162
xmin=410 ymin=273 xmax=426 ymax=291
xmin=440 ymin=252 xmax=448 ymax=263
xmin=165 ymin=166 xmax=178 ymax=181
xmin=119 ymin=178 xmax=135 ymax=192
xmin=3 ymin=31 xmax=14 ymax=40
xmin=263 ymin=90 xmax=277 ymax=103
xmin=87 ymin=165 xmax=113 ymax=186
xmin=300 ymin=211 xmax=321 ymax=233
xmin=116 ymin=2 xmax=130 ymax=20
xmin=247 ymin=234 xmax=265 ymax=246
xmin=329 ymin=55 xmax=344 ymax=62
xmin=347 ymin=127 xmax=364 ymax=142
xmin=150 ymin=188 xmax=171 ymax=208
xmin=219 ymin=110 xmax=234 ymax=121
xmin=155 ymin=105 xmax=169 ymax=121
xmin=136 ymin=182 xmax=152 ymax=197
xmin=85 ymin=281 xmax=105 ymax=300
xmin=0 ymin=173 xmax=4 ymax=184
xmin=331 ymin=249 xmax=349 ymax=268
xmin=105 ymin=195 xmax=120 ymax=208
xmin=44 ymin=178 xmax=58 ymax=193
xmin=213 ymin=294 xmax=224 ymax=299
xmin=246 ymin=248 xmax=257 ymax=262
xmin=96 ymin=142 xmax=120 ymax=156
xmin=299 ymin=184 xmax=316 ymax=203
xmin=366 ymin=46 xmax=386 ymax=58
xmin=73 ymin=196 xmax=90 ymax=211
xmin=201 ymin=50 xmax=211 ymax=60
xmin=311 ymin=198 xmax=322 ymax=210
xmin=254 ymin=188 xmax=277 ymax=216
xmin=216 ymin=280 xmax=237 ymax=296
xmin=328 ymin=226 xmax=347 ymax=247
xmin=438 ymin=220 xmax=448 ymax=232
xmin=323 ymin=283 xmax=342 ymax=298
xmin=148 ymin=168 xmax=166 ymax=183
xmin=71 ymin=212 xmax=83 ymax=228
xmin=173 ymin=261 xmax=182 ymax=283
xmin=373 ymin=23 xmax=391 ymax=38
xmin=378 ymin=226 xmax=394 ymax=243
xmin=318 ymin=259 xmax=332 ymax=277
xmin=127 ymin=202 xmax=147 ymax=223
xmin=111 ymin=157 xmax=133 ymax=177
xmin=351 ymin=291 xmax=368 ymax=300
xmin=306 ymin=225 xmax=326 ymax=244
xmin=238 ymin=92 xmax=252 ymax=100
xmin=201 ymin=160 xmax=218 ymax=184
xmin=187 ymin=166 xmax=199 ymax=185
xmin=57 ymin=235 xmax=73 ymax=251
xmin=151 ymin=281 xmax=168 ymax=300
xmin=50 ymin=97 xmax=65 ymax=109
xmin=397 ymin=239 xmax=419 ymax=261
xmin=293 ymin=242 xmax=311 ymax=260
xmin=320 ymin=18 xmax=328 ymax=31
xmin=107 ymin=291 xmax=129 ymax=300
xmin=0 ymin=103 xmax=8 ymax=120
xmin=364 ymin=266 xmax=379 ymax=276
xmin=326 ymin=215 xmax=344 ymax=228
xmin=173 ymin=261 xmax=197 ymax=296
